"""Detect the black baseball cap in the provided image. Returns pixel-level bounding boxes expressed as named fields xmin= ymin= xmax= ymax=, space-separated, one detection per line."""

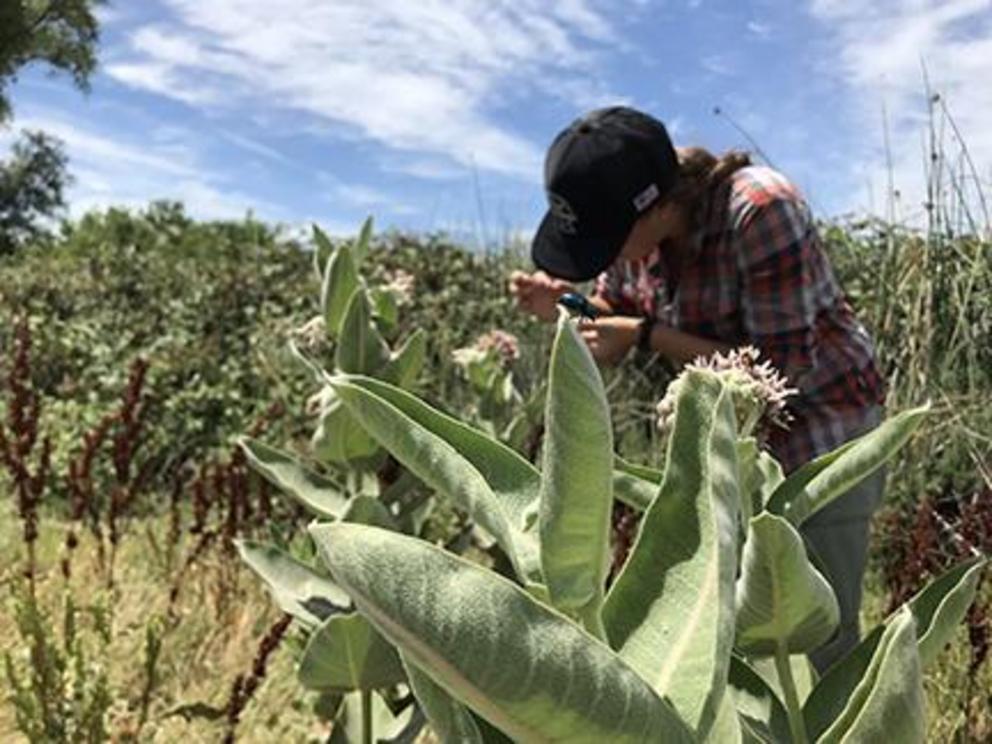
xmin=532 ymin=106 xmax=680 ymax=281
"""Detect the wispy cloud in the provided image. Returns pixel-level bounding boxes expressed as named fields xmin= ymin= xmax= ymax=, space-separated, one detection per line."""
xmin=318 ymin=173 xmax=419 ymax=216
xmin=747 ymin=20 xmax=772 ymax=37
xmin=105 ymin=1 xmax=630 ymax=182
xmin=219 ymin=130 xmax=296 ymax=168
xmin=12 ymin=110 xmax=286 ymax=222
xmin=701 ymin=54 xmax=733 ymax=76
xmin=810 ymin=0 xmax=992 ymax=224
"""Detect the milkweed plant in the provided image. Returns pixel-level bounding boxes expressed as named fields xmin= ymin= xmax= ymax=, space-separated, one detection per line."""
xmin=237 ymin=222 xmax=985 ymax=743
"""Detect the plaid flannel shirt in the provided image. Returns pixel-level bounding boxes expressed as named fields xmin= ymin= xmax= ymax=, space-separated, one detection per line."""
xmin=594 ymin=165 xmax=884 ymax=473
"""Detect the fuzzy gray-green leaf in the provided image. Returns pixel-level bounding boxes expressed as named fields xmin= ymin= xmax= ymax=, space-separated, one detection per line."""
xmin=311 ymin=395 xmax=380 ymax=464
xmin=767 ymin=405 xmax=928 ymax=525
xmin=236 ymin=540 xmax=350 ymax=627
xmin=310 ymin=523 xmax=695 ymax=743
xmin=602 ymin=370 xmax=740 ymax=739
xmin=539 ymin=313 xmax=612 ymax=630
xmin=727 ymin=655 xmax=791 ymax=743
xmin=907 ymin=556 xmax=986 ymax=668
xmin=383 ymin=329 xmax=426 ymax=390
xmin=612 ymin=456 xmax=663 ymax=512
xmin=737 ymin=438 xmax=784 ymax=521
xmin=299 ymin=613 xmax=404 ymax=692
xmin=335 ymin=288 xmax=390 ymax=375
xmin=320 ymin=242 xmax=359 ymax=339
xmin=327 ymin=374 xmax=542 ymax=586
xmin=401 ymin=654 xmax=484 ymax=743
xmin=815 ymin=607 xmax=924 ymax=743
xmin=239 ymin=437 xmax=348 ymax=519
xmin=735 ymin=512 xmax=840 ymax=655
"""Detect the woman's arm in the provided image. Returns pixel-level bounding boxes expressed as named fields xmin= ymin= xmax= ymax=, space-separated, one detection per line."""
xmin=579 ymin=316 xmax=729 ymax=366
xmin=645 ymin=322 xmax=731 ymax=365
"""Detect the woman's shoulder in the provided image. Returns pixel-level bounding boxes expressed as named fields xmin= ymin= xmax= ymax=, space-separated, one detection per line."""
xmin=723 ymin=165 xmax=808 ymax=229
xmin=728 ymin=165 xmax=802 ymax=205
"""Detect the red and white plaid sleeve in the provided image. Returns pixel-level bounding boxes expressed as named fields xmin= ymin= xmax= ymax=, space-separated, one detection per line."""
xmin=737 ymin=195 xmax=819 ymax=387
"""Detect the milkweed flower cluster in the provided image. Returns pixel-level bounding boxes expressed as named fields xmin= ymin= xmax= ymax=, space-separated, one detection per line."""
xmin=291 ymin=315 xmax=327 ymax=354
xmin=383 ymin=269 xmax=415 ymax=306
xmin=474 ymin=330 xmax=521 ymax=366
xmin=657 ymin=346 xmax=796 ymax=442
xmin=453 ymin=330 xmax=520 ymax=371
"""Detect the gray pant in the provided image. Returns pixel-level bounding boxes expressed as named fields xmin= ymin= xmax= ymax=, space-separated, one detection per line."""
xmin=800 ymin=407 xmax=886 ymax=675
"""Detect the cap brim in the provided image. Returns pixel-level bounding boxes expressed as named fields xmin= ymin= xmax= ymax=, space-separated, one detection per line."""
xmin=531 ymin=211 xmax=627 ymax=282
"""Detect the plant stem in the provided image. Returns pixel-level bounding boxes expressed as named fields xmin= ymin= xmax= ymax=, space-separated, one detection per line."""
xmin=774 ymin=645 xmax=809 ymax=744
xmin=361 ymin=689 xmax=372 ymax=744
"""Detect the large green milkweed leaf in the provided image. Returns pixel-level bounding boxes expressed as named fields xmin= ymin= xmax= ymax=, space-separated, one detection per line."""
xmin=312 ymin=394 xmax=380 ymax=464
xmin=326 ymin=374 xmax=542 ymax=586
xmin=736 ymin=438 xmax=784 ymax=522
xmin=804 ymin=557 xmax=987 ymax=739
xmin=383 ymin=328 xmax=426 ymax=390
xmin=748 ymin=654 xmax=816 ymax=706
xmin=310 ymin=523 xmax=695 ymax=743
xmin=312 ymin=224 xmax=334 ymax=282
xmin=704 ymin=690 xmax=742 ymax=743
xmin=320 ymin=242 xmax=359 ymax=339
xmin=612 ymin=470 xmax=656 ymax=513
xmin=327 ymin=690 xmax=422 ymax=744
xmin=766 ymin=405 xmax=928 ymax=525
xmin=726 ymin=656 xmax=791 ymax=743
xmin=907 ymin=555 xmax=986 ymax=668
xmin=299 ymin=613 xmax=404 ymax=692
xmin=235 ymin=541 xmax=350 ymax=628
xmin=814 ymin=608 xmax=924 ymax=743
xmin=539 ymin=314 xmax=612 ymax=633
xmin=735 ymin=512 xmax=840 ymax=655
xmin=287 ymin=338 xmax=327 ymax=384
xmin=802 ymin=626 xmax=882 ymax=741
xmin=239 ymin=437 xmax=348 ymax=519
xmin=335 ymin=288 xmax=390 ymax=375
xmin=353 ymin=215 xmax=373 ymax=265
xmin=370 ymin=286 xmax=399 ymax=330
xmin=602 ymin=370 xmax=740 ymax=739
xmin=612 ymin=456 xmax=662 ymax=512
xmin=400 ymin=654 xmax=484 ymax=743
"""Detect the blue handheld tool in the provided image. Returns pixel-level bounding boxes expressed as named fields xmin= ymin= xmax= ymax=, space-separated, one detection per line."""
xmin=557 ymin=291 xmax=601 ymax=320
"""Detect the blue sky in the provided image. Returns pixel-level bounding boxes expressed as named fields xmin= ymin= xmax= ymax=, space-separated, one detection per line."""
xmin=4 ymin=0 xmax=991 ymax=244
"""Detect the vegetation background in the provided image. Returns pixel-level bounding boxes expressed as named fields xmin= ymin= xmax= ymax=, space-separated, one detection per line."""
xmin=0 ymin=203 xmax=989 ymax=741
xmin=1 ymin=1 xmax=990 ymax=741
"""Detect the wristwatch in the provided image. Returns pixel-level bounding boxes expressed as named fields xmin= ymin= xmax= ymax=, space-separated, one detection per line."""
xmin=636 ymin=317 xmax=656 ymax=352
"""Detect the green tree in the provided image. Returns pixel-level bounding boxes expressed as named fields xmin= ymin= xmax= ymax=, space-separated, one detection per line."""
xmin=0 ymin=129 xmax=69 ymax=253
xmin=0 ymin=0 xmax=102 ymax=123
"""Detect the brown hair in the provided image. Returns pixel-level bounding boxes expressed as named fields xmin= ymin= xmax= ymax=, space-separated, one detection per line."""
xmin=666 ymin=147 xmax=752 ymax=228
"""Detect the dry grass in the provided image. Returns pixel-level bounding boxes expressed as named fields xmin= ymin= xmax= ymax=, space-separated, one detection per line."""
xmin=0 ymin=502 xmax=325 ymax=743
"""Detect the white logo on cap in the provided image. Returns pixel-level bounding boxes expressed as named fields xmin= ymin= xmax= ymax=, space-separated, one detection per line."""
xmin=633 ymin=183 xmax=660 ymax=212
xmin=549 ymin=192 xmax=579 ymax=235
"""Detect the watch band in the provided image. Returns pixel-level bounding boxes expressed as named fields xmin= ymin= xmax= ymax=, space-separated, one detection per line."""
xmin=636 ymin=317 xmax=656 ymax=352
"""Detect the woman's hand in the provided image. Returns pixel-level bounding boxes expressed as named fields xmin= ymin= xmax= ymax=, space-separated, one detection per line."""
xmin=579 ymin=316 xmax=641 ymax=365
xmin=508 ymin=270 xmax=574 ymax=322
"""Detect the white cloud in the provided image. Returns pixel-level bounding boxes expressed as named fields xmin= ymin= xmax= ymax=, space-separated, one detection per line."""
xmin=810 ymin=0 xmax=992 ymax=226
xmin=701 ymin=55 xmax=733 ymax=76
xmin=105 ymin=1 xmax=628 ymax=182
xmin=747 ymin=20 xmax=772 ymax=37
xmin=9 ymin=110 xmax=287 ymax=222
xmin=318 ymin=173 xmax=419 ymax=216
xmin=219 ymin=130 xmax=296 ymax=168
